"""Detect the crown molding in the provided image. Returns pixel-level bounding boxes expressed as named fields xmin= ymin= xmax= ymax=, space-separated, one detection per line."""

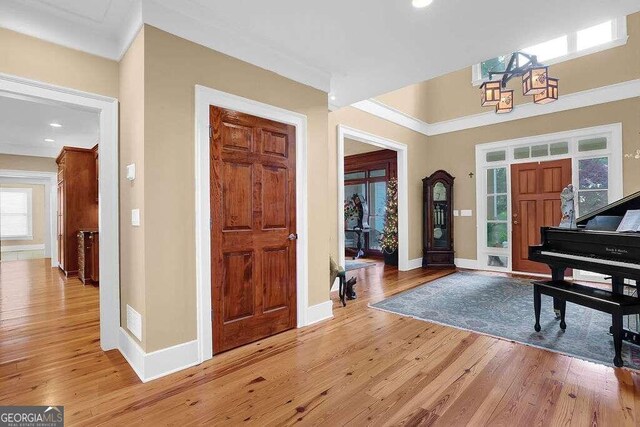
xmin=117 ymin=0 xmax=144 ymax=59
xmin=0 ymin=142 xmax=59 ymax=158
xmin=352 ymin=79 xmax=640 ymax=137
xmin=0 ymin=0 xmax=123 ymax=60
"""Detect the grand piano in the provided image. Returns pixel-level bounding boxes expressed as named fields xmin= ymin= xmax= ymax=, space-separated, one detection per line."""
xmin=529 ymin=190 xmax=640 ymax=345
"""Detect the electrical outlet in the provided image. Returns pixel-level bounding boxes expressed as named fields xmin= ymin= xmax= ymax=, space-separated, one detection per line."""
xmin=126 ymin=305 xmax=142 ymax=341
xmin=453 ymin=210 xmax=460 ymax=217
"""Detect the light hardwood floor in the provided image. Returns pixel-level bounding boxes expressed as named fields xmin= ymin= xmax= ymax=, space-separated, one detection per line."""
xmin=1 ymin=258 xmax=639 ymax=426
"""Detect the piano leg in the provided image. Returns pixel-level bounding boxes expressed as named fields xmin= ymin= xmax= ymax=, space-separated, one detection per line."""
xmin=610 ymin=276 xmax=640 ymax=347
xmin=552 ymin=267 xmax=566 ymax=319
xmin=534 ymin=284 xmax=541 ymax=332
xmin=612 ymin=276 xmax=624 ymax=295
xmin=612 ymin=309 xmax=624 ymax=367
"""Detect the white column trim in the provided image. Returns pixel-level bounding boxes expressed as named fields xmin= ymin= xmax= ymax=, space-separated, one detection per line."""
xmin=118 ymin=328 xmax=200 ymax=383
xmin=194 ymin=85 xmax=313 ymax=364
xmin=352 ymin=79 xmax=640 ymax=136
xmin=337 ymin=125 xmax=410 ymax=271
xmin=0 ymin=73 xmax=120 ymax=351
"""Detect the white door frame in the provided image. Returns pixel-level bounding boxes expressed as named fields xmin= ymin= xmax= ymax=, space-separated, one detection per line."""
xmin=336 ymin=125 xmax=409 ymax=272
xmin=0 ymin=73 xmax=120 ymax=350
xmin=0 ymin=171 xmax=57 ymax=263
xmin=194 ymin=85 xmax=310 ymax=363
xmin=474 ymin=123 xmax=623 ymax=280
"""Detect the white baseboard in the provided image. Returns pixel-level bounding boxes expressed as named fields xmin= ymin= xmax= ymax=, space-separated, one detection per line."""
xmin=455 ymin=258 xmax=479 ymax=269
xmin=1 ymin=244 xmax=44 ymax=252
xmin=305 ymin=300 xmax=333 ymax=326
xmin=408 ymin=257 xmax=479 ymax=270
xmin=407 ymin=258 xmax=423 ymax=270
xmin=118 ymin=328 xmax=200 ymax=382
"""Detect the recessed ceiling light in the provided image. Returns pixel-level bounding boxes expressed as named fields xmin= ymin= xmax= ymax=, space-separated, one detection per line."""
xmin=50 ymin=123 xmax=62 ymax=128
xmin=44 ymin=138 xmax=55 ymax=142
xmin=412 ymin=0 xmax=433 ymax=8
xmin=329 ymin=94 xmax=337 ymax=101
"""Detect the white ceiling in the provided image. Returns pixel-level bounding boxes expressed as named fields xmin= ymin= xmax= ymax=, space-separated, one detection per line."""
xmin=1 ymin=0 xmax=640 ymax=107
xmin=0 ymin=94 xmax=100 ymax=158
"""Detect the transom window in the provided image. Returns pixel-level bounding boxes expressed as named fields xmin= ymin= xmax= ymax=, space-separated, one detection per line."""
xmin=473 ymin=17 xmax=627 ymax=85
xmin=0 ymin=187 xmax=33 ymax=240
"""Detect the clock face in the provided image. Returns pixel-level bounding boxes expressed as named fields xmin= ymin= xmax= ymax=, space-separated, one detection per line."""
xmin=433 ymin=182 xmax=446 ymax=201
xmin=434 ymin=227 xmax=443 ymax=239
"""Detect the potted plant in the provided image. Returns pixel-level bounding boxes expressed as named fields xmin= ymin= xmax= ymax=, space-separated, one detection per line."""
xmin=379 ymin=178 xmax=398 ymax=266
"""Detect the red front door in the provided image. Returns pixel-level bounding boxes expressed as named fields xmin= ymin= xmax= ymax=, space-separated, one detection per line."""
xmin=511 ymin=159 xmax=572 ymax=274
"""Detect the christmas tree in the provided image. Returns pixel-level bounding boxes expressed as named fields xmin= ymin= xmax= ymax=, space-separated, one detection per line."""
xmin=379 ymin=178 xmax=398 ymax=254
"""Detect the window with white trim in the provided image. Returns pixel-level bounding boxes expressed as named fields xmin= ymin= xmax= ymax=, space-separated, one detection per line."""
xmin=473 ymin=17 xmax=627 ymax=85
xmin=475 ymin=124 xmax=623 ymax=275
xmin=0 ymin=188 xmax=33 ymax=240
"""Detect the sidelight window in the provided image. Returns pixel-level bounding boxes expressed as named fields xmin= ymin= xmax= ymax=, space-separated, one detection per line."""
xmin=486 ymin=167 xmax=509 ymax=267
xmin=577 ymin=157 xmax=609 ymax=216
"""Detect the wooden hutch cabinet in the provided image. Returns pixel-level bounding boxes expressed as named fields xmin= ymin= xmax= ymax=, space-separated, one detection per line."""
xmin=422 ymin=170 xmax=455 ymax=268
xmin=56 ymin=147 xmax=99 ymax=276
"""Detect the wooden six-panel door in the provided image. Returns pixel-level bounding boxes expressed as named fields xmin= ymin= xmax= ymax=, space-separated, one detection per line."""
xmin=210 ymin=106 xmax=297 ymax=353
xmin=511 ymin=159 xmax=571 ymax=274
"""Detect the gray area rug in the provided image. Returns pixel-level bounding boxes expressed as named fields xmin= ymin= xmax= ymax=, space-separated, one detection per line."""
xmin=345 ymin=260 xmax=376 ymax=272
xmin=370 ymin=272 xmax=640 ymax=370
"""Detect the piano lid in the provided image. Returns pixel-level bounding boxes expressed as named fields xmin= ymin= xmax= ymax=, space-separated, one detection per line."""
xmin=577 ymin=190 xmax=640 ymax=227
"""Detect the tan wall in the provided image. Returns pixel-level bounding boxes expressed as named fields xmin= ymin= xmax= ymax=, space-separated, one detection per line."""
xmin=330 ymin=101 xmax=640 ymax=264
xmin=143 ymin=25 xmax=330 ymax=352
xmin=377 ymin=13 xmax=640 ymax=123
xmin=425 ymin=98 xmax=640 ymax=261
xmin=0 ymin=28 xmax=118 ymax=98
xmin=0 ymin=183 xmax=45 ymax=247
xmin=119 ymin=29 xmax=146 ymax=346
xmin=0 ymin=154 xmax=57 ymax=172
xmin=344 ymin=138 xmax=384 ymax=156
xmin=329 ymin=107 xmax=430 ymax=262
xmin=0 ymin=28 xmax=119 ymax=99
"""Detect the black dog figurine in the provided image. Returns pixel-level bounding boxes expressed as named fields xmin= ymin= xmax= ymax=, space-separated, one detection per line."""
xmin=339 ymin=277 xmax=357 ymax=306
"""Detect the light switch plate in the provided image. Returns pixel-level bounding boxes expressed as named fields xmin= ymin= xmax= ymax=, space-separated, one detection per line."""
xmin=131 ymin=209 xmax=140 ymax=226
xmin=126 ymin=163 xmax=136 ymax=181
xmin=461 ymin=209 xmax=473 ymax=217
xmin=453 ymin=210 xmax=459 ymax=217
xmin=126 ymin=304 xmax=142 ymax=341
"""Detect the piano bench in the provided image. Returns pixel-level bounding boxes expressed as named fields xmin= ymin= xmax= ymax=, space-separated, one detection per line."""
xmin=532 ymin=280 xmax=640 ymax=368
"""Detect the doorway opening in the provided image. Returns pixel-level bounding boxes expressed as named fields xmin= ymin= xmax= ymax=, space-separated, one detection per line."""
xmin=344 ymin=148 xmax=397 ymax=262
xmin=0 ymin=74 xmax=120 ymax=350
xmin=336 ymin=125 xmax=409 ymax=290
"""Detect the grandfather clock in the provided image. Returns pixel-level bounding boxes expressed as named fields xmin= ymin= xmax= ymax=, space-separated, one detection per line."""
xmin=422 ymin=170 xmax=455 ymax=268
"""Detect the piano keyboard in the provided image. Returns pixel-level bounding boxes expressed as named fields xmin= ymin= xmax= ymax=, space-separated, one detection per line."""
xmin=540 ymin=251 xmax=640 ymax=271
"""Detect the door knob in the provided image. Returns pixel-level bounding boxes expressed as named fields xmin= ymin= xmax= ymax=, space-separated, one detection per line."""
xmin=288 ymin=233 xmax=298 ymax=241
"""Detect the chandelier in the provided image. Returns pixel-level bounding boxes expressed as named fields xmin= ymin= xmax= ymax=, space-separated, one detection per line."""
xmin=480 ymin=52 xmax=559 ymax=114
